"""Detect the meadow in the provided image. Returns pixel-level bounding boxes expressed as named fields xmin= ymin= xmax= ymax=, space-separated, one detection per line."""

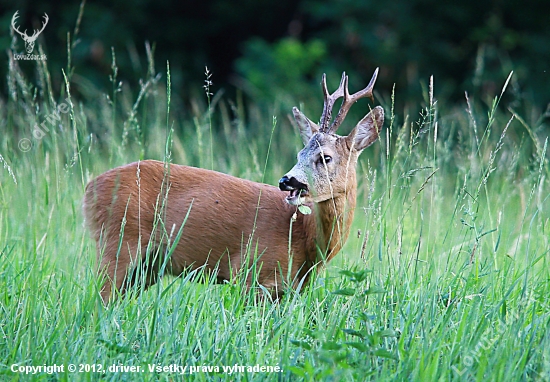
xmin=0 ymin=49 xmax=549 ymax=381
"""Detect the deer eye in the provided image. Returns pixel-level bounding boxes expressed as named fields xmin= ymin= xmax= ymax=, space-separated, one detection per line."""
xmin=322 ymin=155 xmax=332 ymax=164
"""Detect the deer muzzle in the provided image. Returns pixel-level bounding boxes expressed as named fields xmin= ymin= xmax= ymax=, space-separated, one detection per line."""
xmin=279 ymin=176 xmax=309 ymax=206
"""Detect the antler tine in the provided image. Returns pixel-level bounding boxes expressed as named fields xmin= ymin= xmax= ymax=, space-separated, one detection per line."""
xmin=38 ymin=13 xmax=49 ymax=34
xmin=11 ymin=11 xmax=25 ymax=37
xmin=30 ymin=13 xmax=49 ymax=38
xmin=327 ymin=67 xmax=379 ymax=134
xmin=319 ymin=72 xmax=347 ymax=132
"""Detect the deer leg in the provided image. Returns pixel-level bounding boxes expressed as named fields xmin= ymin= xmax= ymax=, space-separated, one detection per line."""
xmin=126 ymin=244 xmax=167 ymax=294
xmin=97 ymin=239 xmax=142 ymax=303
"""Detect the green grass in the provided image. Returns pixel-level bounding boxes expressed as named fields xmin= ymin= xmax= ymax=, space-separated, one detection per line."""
xmin=0 ymin=46 xmax=549 ymax=382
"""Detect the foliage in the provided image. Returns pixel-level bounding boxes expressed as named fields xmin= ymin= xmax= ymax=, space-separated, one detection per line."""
xmin=1 ymin=0 xmax=549 ymax=114
xmin=0 ymin=0 xmax=300 ymax=98
xmin=0 ymin=30 xmax=549 ymax=381
xmin=298 ymin=0 xmax=550 ymax=105
xmin=235 ymin=37 xmax=326 ymax=105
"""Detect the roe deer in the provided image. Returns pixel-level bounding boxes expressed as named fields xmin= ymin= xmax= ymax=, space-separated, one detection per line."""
xmin=83 ymin=69 xmax=384 ymax=303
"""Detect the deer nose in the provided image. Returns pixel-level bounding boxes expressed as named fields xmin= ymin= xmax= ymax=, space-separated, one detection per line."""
xmin=279 ymin=176 xmax=307 ymax=191
xmin=279 ymin=176 xmax=293 ymax=191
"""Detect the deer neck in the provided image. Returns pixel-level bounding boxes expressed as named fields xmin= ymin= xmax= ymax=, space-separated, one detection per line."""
xmin=307 ymin=176 xmax=357 ymax=263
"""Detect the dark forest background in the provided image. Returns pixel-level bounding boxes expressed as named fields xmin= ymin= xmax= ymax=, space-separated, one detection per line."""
xmin=1 ymin=0 xmax=549 ymax=117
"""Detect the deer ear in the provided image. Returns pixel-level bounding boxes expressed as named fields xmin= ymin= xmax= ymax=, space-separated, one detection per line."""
xmin=293 ymin=107 xmax=319 ymax=145
xmin=346 ymin=106 xmax=384 ymax=152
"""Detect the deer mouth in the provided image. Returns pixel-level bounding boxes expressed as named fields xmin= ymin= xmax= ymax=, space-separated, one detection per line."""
xmin=286 ymin=188 xmax=309 ymax=206
xmin=279 ymin=175 xmax=309 ymax=206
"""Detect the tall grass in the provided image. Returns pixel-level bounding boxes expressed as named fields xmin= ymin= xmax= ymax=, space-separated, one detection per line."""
xmin=0 ymin=39 xmax=549 ymax=381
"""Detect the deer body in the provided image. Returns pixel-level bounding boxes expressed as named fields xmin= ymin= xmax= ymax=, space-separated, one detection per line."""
xmin=84 ymin=70 xmax=383 ymax=303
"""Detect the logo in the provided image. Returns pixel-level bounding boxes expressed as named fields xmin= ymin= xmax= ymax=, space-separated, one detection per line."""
xmin=11 ymin=11 xmax=48 ymax=60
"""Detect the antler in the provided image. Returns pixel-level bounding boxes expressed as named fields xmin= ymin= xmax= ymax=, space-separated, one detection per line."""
xmin=320 ymin=68 xmax=379 ymax=134
xmin=11 ymin=11 xmax=49 ymax=41
xmin=11 ymin=11 xmax=26 ymax=38
xmin=319 ymin=72 xmax=347 ymax=131
xmin=32 ymin=13 xmax=49 ymax=40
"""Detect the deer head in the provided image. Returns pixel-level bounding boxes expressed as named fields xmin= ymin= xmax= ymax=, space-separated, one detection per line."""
xmin=279 ymin=69 xmax=384 ymax=206
xmin=11 ymin=11 xmax=49 ymax=53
